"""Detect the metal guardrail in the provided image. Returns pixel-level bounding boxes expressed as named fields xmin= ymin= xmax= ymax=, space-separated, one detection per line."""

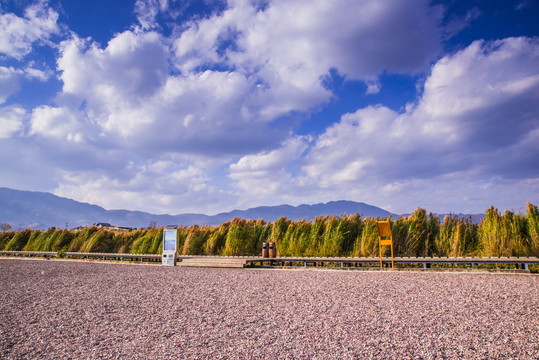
xmin=0 ymin=250 xmax=161 ymax=262
xmin=1 ymin=251 xmax=538 ymax=270
xmin=244 ymin=256 xmax=539 ymax=270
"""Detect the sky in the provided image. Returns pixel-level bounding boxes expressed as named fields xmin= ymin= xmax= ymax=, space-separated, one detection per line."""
xmin=0 ymin=0 xmax=538 ymax=216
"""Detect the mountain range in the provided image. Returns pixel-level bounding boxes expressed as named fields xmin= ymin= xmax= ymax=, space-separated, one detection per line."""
xmin=0 ymin=187 xmax=397 ymax=230
xmin=1 ymin=187 xmax=485 ymax=230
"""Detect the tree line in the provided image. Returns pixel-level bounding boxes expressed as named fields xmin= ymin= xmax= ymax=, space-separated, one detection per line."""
xmin=1 ymin=203 xmax=538 ymax=258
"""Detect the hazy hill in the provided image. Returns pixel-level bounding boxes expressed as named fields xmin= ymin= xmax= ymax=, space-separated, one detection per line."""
xmin=0 ymin=187 xmax=394 ymax=230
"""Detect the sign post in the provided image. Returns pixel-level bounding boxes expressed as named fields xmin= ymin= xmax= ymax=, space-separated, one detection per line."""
xmin=162 ymin=227 xmax=178 ymax=266
xmin=377 ymin=221 xmax=394 ymax=268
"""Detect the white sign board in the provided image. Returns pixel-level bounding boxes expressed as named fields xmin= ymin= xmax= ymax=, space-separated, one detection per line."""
xmin=162 ymin=228 xmax=178 ymax=266
xmin=163 ymin=229 xmax=178 ymax=252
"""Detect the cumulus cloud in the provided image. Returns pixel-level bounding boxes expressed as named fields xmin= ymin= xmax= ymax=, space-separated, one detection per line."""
xmin=23 ymin=65 xmax=52 ymax=81
xmin=134 ymin=0 xmax=169 ymax=30
xmin=175 ymin=0 xmax=443 ymax=76
xmin=30 ymin=105 xmax=84 ymax=142
xmin=0 ymin=1 xmax=59 ymax=59
xmin=48 ymin=0 xmax=446 ymax=160
xmin=229 ymin=136 xmax=309 ymax=203
xmin=7 ymin=0 xmax=534 ymax=215
xmin=298 ymin=37 xmax=539 ymax=212
xmin=55 ymin=29 xmax=290 ymax=156
xmin=173 ymin=0 xmax=443 ymax=119
xmin=0 ymin=66 xmax=24 ymax=104
xmin=0 ymin=64 xmax=52 ymax=105
xmin=52 ymin=158 xmax=234 ymax=214
xmin=365 ymin=81 xmax=381 ymax=95
xmin=58 ymin=31 xmax=169 ymax=116
xmin=0 ymin=105 xmax=25 ymax=138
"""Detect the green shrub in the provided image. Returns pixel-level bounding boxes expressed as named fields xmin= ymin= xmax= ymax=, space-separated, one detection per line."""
xmin=204 ymin=223 xmax=229 ymax=255
xmin=132 ymin=229 xmax=164 ymax=254
xmin=270 ymin=217 xmax=291 ymax=256
xmin=390 ymin=217 xmax=408 ymax=256
xmin=68 ymin=227 xmax=98 ymax=252
xmin=406 ymin=208 xmax=428 ymax=257
xmin=426 ymin=213 xmax=440 ymax=256
xmin=479 ymin=207 xmax=516 ymax=257
xmin=23 ymin=229 xmax=44 ymax=251
xmin=5 ymin=229 xmax=32 ymax=250
xmin=527 ymin=202 xmax=539 ymax=256
xmin=182 ymin=225 xmax=209 ymax=255
xmin=320 ymin=215 xmax=361 ymax=257
xmin=0 ymin=231 xmax=16 ymax=250
xmin=353 ymin=218 xmax=378 ymax=257
xmin=223 ymin=218 xmax=258 ymax=256
xmin=79 ymin=229 xmax=114 ymax=253
xmin=281 ymin=219 xmax=311 ymax=256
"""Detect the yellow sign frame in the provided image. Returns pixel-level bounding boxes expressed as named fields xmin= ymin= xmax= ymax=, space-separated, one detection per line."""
xmin=377 ymin=221 xmax=394 ymax=268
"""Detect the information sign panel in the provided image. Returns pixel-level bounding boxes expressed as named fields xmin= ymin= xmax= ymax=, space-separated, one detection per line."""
xmin=162 ymin=228 xmax=178 ymax=266
xmin=163 ymin=229 xmax=177 ymax=252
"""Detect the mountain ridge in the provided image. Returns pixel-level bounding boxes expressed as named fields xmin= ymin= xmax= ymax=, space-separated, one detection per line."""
xmin=0 ymin=187 xmax=484 ymax=230
xmin=0 ymin=187 xmax=394 ymax=229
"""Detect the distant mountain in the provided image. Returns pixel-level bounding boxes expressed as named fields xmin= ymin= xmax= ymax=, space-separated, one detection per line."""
xmin=0 ymin=187 xmax=394 ymax=230
xmin=210 ymin=200 xmax=394 ymax=225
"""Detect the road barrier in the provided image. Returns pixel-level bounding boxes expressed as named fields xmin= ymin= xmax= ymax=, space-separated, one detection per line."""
xmin=1 ymin=251 xmax=538 ymax=271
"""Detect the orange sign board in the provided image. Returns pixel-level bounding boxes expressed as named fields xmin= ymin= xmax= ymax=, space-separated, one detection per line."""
xmin=377 ymin=221 xmax=394 ymax=268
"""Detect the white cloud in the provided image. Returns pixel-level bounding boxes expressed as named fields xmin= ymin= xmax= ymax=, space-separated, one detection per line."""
xmin=297 ymin=37 xmax=539 ymax=213
xmin=174 ymin=0 xmax=442 ymax=126
xmin=365 ymin=81 xmax=381 ymax=95
xmin=0 ymin=65 xmax=52 ymax=104
xmin=228 ymin=136 xmax=309 ymax=206
xmin=0 ymin=66 xmax=24 ymax=104
xmin=51 ymin=0 xmax=446 ymax=153
xmin=0 ymin=1 xmax=59 ymax=59
xmin=24 ymin=66 xmax=52 ymax=81
xmin=53 ymin=159 xmax=233 ymax=214
xmin=0 ymin=105 xmax=25 ymax=138
xmin=172 ymin=0 xmax=444 ymax=120
xmin=420 ymin=38 xmax=539 ymax=118
xmin=57 ymin=31 xmax=169 ymax=136
xmin=42 ymin=0 xmax=445 ymax=162
xmin=55 ymin=29 xmax=288 ymax=156
xmin=175 ymin=0 xmax=443 ymax=76
xmin=9 ymin=0 xmax=536 ymax=216
xmin=303 ymin=105 xmax=397 ymax=187
xmin=134 ymin=0 xmax=169 ymax=30
xmin=30 ymin=105 xmax=84 ymax=142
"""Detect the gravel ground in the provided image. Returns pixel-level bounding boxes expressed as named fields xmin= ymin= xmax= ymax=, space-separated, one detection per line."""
xmin=1 ymin=258 xmax=538 ymax=359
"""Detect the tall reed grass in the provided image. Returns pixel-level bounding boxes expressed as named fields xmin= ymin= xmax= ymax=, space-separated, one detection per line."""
xmin=1 ymin=203 xmax=538 ymax=257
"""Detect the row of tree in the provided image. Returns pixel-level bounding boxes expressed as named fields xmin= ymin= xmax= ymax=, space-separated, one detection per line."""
xmin=1 ymin=203 xmax=538 ymax=258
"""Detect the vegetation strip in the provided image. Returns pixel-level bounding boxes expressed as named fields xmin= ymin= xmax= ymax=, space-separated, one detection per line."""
xmin=1 ymin=203 xmax=538 ymax=261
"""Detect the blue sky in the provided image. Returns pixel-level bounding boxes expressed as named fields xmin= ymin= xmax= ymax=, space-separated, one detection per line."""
xmin=1 ymin=0 xmax=538 ymax=216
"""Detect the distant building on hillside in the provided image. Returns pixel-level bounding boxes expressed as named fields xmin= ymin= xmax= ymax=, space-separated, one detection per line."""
xmin=94 ymin=223 xmax=133 ymax=231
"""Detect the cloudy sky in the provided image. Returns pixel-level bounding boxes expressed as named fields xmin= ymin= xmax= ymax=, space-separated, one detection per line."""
xmin=1 ymin=0 xmax=538 ymax=216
